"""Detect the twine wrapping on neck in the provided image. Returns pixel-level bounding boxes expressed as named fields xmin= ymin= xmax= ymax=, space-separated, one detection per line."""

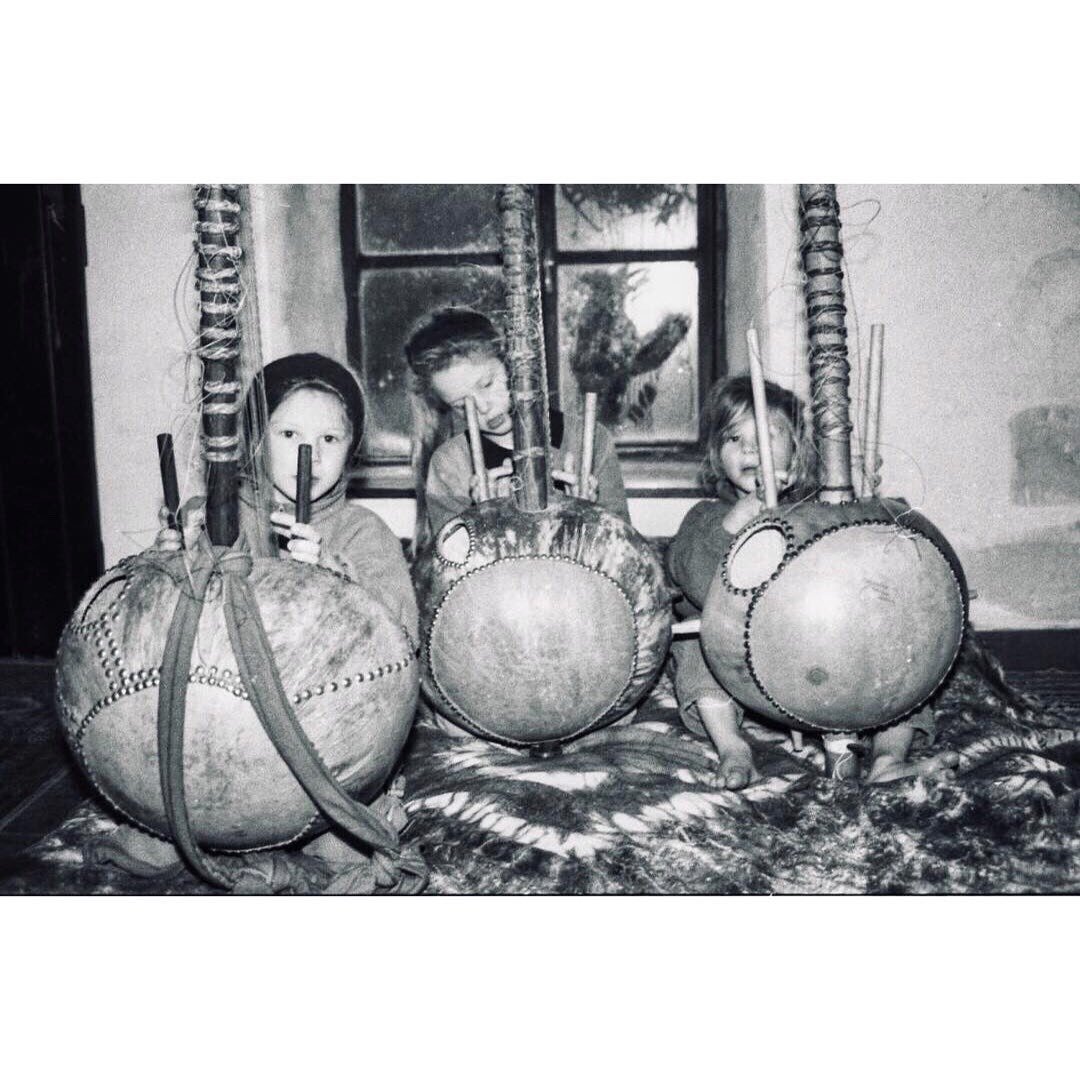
xmin=497 ymin=185 xmax=550 ymax=512
xmin=509 ymin=388 xmax=543 ymax=405
xmin=195 ymin=184 xmax=244 ymax=543
xmin=193 ymin=196 xmax=241 ymax=215
xmin=195 ymin=218 xmax=241 ymax=236
xmin=798 ymin=184 xmax=855 ymax=504
xmin=202 ymin=378 xmax=241 ymax=396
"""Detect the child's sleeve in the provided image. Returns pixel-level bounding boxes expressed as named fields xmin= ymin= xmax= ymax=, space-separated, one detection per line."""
xmin=666 ymin=500 xmax=735 ymax=611
xmin=333 ymin=511 xmax=419 ymax=641
xmin=666 ymin=500 xmax=742 ymax=730
xmin=426 ymin=441 xmax=474 ymax=538
xmin=590 ymin=423 xmax=630 ymax=522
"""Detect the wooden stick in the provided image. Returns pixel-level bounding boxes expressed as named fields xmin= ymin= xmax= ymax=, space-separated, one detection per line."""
xmin=864 ymin=324 xmax=885 ymax=498
xmin=578 ymin=391 xmax=598 ymax=497
xmin=157 ymin=432 xmax=181 ymax=530
xmin=856 ymin=339 xmax=872 ymax=497
xmin=295 ymin=444 xmax=312 ymax=525
xmin=464 ymin=396 xmax=490 ymax=502
xmin=746 ymin=328 xmax=778 ymax=509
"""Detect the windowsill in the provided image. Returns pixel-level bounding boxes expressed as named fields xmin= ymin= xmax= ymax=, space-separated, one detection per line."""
xmin=348 ymin=455 xmax=707 ymax=500
xmin=619 ymin=454 xmax=707 ymax=497
xmin=348 ymin=464 xmax=414 ymax=498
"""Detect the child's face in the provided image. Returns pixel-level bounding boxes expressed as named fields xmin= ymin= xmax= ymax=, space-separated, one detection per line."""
xmin=267 ymin=388 xmax=353 ymax=503
xmin=720 ymin=410 xmax=795 ymax=495
xmin=429 ymin=350 xmax=513 ymax=438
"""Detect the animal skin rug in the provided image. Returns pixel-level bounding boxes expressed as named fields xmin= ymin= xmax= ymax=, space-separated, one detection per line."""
xmin=397 ymin=637 xmax=1080 ymax=895
xmin=3 ymin=638 xmax=1079 ymax=895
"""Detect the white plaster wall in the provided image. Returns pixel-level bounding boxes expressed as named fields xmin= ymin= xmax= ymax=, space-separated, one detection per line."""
xmin=248 ymin=184 xmax=346 ymax=364
xmin=759 ymin=184 xmax=808 ymax=399
xmin=83 ymin=184 xmax=1079 ymax=627
xmin=724 ymin=184 xmax=807 ymax=397
xmin=717 ymin=184 xmax=1080 ymax=629
xmin=833 ymin=184 xmax=1079 ymax=550
xmin=84 ymin=184 xmax=202 ymax=567
xmin=792 ymin=184 xmax=1079 ymax=628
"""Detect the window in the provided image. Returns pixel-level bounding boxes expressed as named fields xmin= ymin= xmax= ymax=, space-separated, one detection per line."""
xmin=341 ymin=184 xmax=725 ymax=491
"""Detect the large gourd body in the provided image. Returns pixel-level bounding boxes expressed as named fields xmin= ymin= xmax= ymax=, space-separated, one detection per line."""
xmin=55 ymin=552 xmax=418 ymax=850
xmin=699 ymin=497 xmax=967 ymax=733
xmin=414 ymin=497 xmax=672 ymax=747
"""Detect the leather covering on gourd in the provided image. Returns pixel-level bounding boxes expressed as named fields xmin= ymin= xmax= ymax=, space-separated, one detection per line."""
xmin=415 ymin=497 xmax=670 ymax=746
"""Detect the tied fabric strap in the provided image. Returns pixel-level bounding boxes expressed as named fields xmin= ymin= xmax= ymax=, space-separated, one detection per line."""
xmin=157 ymin=548 xmax=426 ymax=894
xmin=157 ymin=555 xmax=234 ymax=888
xmin=220 ymin=564 xmax=403 ymax=857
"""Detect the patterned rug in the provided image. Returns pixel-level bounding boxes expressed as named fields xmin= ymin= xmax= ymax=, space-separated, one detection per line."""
xmin=397 ymin=636 xmax=1080 ymax=894
xmin=3 ymin=637 xmax=1079 ymax=894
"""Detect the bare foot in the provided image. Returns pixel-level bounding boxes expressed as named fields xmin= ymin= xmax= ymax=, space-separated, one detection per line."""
xmin=866 ymin=749 xmax=960 ymax=784
xmin=712 ymin=736 xmax=761 ymax=790
xmin=695 ymin=696 xmax=761 ymax=790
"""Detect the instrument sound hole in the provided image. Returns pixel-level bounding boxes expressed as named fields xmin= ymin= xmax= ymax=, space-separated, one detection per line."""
xmin=437 ymin=521 xmax=472 ymax=565
xmin=728 ymin=525 xmax=787 ymax=590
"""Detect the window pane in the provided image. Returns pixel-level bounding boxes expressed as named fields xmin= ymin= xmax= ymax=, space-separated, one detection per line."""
xmin=358 ymin=266 xmax=505 ymax=460
xmin=357 ymin=185 xmax=501 ymax=255
xmin=559 ymin=262 xmax=698 ymax=445
xmin=556 ymin=185 xmax=697 ymax=252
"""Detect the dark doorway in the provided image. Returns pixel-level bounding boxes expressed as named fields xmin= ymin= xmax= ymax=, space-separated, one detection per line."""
xmin=0 ymin=185 xmax=102 ymax=657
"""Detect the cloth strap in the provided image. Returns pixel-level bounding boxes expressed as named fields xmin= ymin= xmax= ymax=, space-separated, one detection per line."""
xmin=157 ymin=554 xmax=233 ymax=887
xmin=156 ymin=545 xmax=426 ymax=893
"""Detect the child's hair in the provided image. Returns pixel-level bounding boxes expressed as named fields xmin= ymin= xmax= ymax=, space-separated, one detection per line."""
xmin=700 ymin=373 xmax=817 ymax=494
xmin=241 ymin=352 xmax=366 ymax=504
xmin=403 ymin=308 xmax=506 ymax=552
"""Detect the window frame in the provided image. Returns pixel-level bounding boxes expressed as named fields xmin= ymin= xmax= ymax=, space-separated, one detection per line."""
xmin=340 ymin=184 xmax=726 ymax=496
